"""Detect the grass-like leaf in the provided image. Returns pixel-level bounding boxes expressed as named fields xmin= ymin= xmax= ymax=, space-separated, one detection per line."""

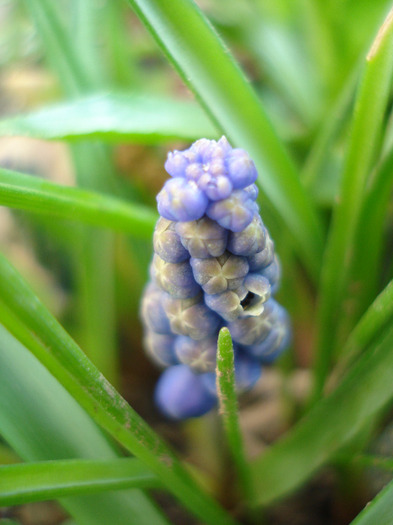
xmin=0 ymin=93 xmax=219 ymax=143
xmin=0 ymin=253 xmax=237 ymax=525
xmin=0 ymin=323 xmax=169 ymax=525
xmin=252 ymin=320 xmax=393 ymax=505
xmin=312 ymin=7 xmax=393 ymax=400
xmin=329 ymin=279 xmax=393 ymax=387
xmin=0 ymin=168 xmax=157 ymax=238
xmin=0 ymin=458 xmax=161 ymax=506
xmin=216 ymin=328 xmax=254 ymax=506
xmin=24 ymin=0 xmax=122 ymax=384
xmin=125 ymin=0 xmax=324 ymax=281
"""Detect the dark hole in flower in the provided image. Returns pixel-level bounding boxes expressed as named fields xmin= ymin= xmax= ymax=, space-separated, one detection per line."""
xmin=241 ymin=292 xmax=255 ymax=309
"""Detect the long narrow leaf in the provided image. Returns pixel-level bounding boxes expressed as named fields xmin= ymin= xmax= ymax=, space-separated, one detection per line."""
xmin=0 ymin=458 xmax=161 ymax=506
xmin=312 ymin=8 xmax=393 ymax=400
xmin=329 ymin=279 xmax=393 ymax=387
xmin=0 ymin=93 xmax=219 ymax=143
xmin=0 ymin=253 xmax=237 ymax=525
xmin=125 ymin=0 xmax=324 ymax=280
xmin=24 ymin=0 xmax=121 ymax=384
xmin=0 ymin=324 xmax=169 ymax=525
xmin=0 ymin=168 xmax=157 ymax=237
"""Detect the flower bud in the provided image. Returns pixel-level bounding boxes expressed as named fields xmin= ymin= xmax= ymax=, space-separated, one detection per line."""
xmin=141 ymin=136 xmax=291 ymax=420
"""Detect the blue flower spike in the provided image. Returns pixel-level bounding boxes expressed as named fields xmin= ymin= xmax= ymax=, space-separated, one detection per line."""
xmin=141 ymin=137 xmax=291 ymax=419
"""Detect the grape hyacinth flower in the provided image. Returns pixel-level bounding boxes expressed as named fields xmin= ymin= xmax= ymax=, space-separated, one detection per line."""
xmin=140 ymin=137 xmax=291 ymax=420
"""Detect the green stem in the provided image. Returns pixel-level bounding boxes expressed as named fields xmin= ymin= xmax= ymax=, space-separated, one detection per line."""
xmin=216 ymin=328 xmax=255 ymax=508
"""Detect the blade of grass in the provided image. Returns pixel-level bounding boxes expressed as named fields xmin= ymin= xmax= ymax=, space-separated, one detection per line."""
xmin=103 ymin=0 xmax=138 ymax=87
xmin=0 ymin=253 xmax=238 ymax=525
xmin=216 ymin=328 xmax=255 ymax=506
xmin=337 ymin=143 xmax=393 ymax=340
xmin=246 ymin=19 xmax=321 ymax=126
xmin=312 ymin=8 xmax=393 ymax=402
xmin=0 ymin=168 xmax=157 ymax=237
xmin=0 ymin=323 xmax=169 ymax=525
xmin=0 ymin=458 xmax=161 ymax=506
xmin=24 ymin=0 xmax=123 ymax=383
xmin=251 ymin=320 xmax=393 ymax=505
xmin=328 ymin=279 xmax=393 ymax=388
xmin=125 ymin=0 xmax=324 ymax=281
xmin=0 ymin=93 xmax=219 ymax=143
xmin=23 ymin=0 xmax=90 ymax=96
xmin=301 ymin=65 xmax=358 ymax=190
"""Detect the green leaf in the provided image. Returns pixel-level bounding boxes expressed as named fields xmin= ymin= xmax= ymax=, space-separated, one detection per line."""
xmin=251 ymin=321 xmax=393 ymax=506
xmin=216 ymin=328 xmax=255 ymax=505
xmin=339 ymin=146 xmax=393 ymax=337
xmin=312 ymin=8 xmax=393 ymax=401
xmin=0 ymin=458 xmax=161 ymax=506
xmin=329 ymin=279 xmax=393 ymax=386
xmin=0 ymin=324 xmax=169 ymax=525
xmin=350 ymin=479 xmax=393 ymax=525
xmin=0 ymin=253 xmax=238 ymax=525
xmin=0 ymin=93 xmax=219 ymax=143
xmin=0 ymin=168 xmax=157 ymax=238
xmin=23 ymin=0 xmax=121 ymax=384
xmin=125 ymin=0 xmax=324 ymax=281
xmin=23 ymin=0 xmax=90 ymax=96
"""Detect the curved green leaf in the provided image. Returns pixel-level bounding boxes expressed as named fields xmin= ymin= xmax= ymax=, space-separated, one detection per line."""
xmin=0 ymin=93 xmax=219 ymax=143
xmin=330 ymin=279 xmax=393 ymax=385
xmin=0 ymin=168 xmax=157 ymax=237
xmin=0 ymin=254 xmax=237 ymax=525
xmin=0 ymin=458 xmax=161 ymax=506
xmin=125 ymin=0 xmax=323 ymax=280
xmin=0 ymin=325 xmax=169 ymax=525
xmin=312 ymin=7 xmax=393 ymax=400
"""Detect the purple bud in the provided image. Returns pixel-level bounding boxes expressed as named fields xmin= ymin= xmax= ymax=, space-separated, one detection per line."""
xmin=243 ymin=309 xmax=290 ymax=363
xmin=242 ymin=273 xmax=271 ymax=315
xmin=206 ymin=189 xmax=258 ymax=232
xmin=227 ymin=215 xmax=266 ymax=256
xmin=157 ymin=178 xmax=208 ymax=222
xmin=261 ymin=256 xmax=280 ymax=293
xmin=175 ymin=335 xmax=217 ymax=372
xmin=228 ymin=299 xmax=280 ymax=345
xmin=155 ymin=365 xmax=216 ymax=419
xmin=165 ymin=150 xmax=189 ymax=178
xmin=175 ymin=217 xmax=228 ymax=258
xmin=144 ymin=332 xmax=178 ymax=368
xmin=204 ymin=290 xmax=243 ymax=322
xmin=164 ymin=294 xmax=221 ymax=340
xmin=248 ymin=235 xmax=275 ymax=271
xmin=140 ymin=283 xmax=171 ymax=334
xmin=226 ymin=149 xmax=258 ymax=189
xmin=190 ymin=252 xmax=249 ymax=295
xmin=244 ymin=184 xmax=259 ymax=201
xmin=198 ymin=172 xmax=233 ymax=201
xmin=151 ymin=254 xmax=200 ymax=299
xmin=153 ymin=218 xmax=189 ymax=263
